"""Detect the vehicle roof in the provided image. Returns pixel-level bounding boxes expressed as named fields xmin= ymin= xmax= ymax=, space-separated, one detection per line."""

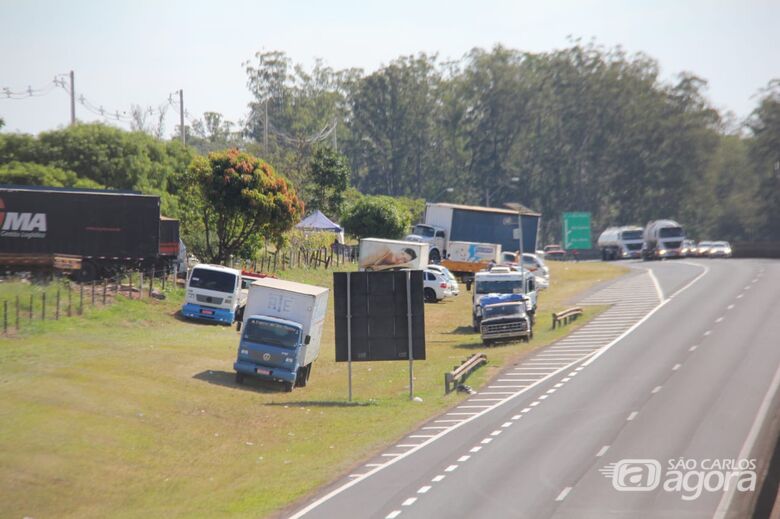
xmin=426 ymin=202 xmax=541 ymax=217
xmin=361 ymin=237 xmax=426 ymax=246
xmin=192 ymin=264 xmax=241 ymax=275
xmin=246 ymin=315 xmax=304 ymax=329
xmin=475 ymin=270 xmax=523 ymax=280
xmin=250 ymin=277 xmax=328 ymax=296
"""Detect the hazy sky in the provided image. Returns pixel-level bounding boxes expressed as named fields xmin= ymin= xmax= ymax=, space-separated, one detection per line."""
xmin=1 ymin=0 xmax=778 ymax=136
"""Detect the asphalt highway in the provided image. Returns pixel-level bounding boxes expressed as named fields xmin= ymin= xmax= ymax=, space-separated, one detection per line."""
xmin=290 ymin=259 xmax=780 ymax=519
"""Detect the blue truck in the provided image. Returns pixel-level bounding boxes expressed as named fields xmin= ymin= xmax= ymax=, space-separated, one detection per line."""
xmin=234 ymin=277 xmax=329 ymax=392
xmin=478 ymin=293 xmax=533 ymax=345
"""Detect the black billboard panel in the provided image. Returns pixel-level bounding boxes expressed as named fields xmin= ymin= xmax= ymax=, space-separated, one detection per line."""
xmin=334 ymin=270 xmax=425 ymax=362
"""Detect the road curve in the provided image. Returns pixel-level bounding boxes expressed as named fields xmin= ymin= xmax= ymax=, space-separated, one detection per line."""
xmin=289 ymin=258 xmax=780 ymax=519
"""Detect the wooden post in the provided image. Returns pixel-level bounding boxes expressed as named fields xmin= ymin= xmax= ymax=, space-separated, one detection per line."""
xmin=79 ymin=284 xmax=84 ymax=315
xmin=91 ymin=280 xmax=96 ymax=306
xmin=162 ymin=267 xmax=166 ymax=291
xmin=149 ymin=267 xmax=154 ymax=297
xmin=139 ymin=271 xmax=144 ymax=299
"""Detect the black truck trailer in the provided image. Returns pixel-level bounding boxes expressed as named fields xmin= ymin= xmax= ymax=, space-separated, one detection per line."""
xmin=0 ymin=186 xmax=180 ymax=279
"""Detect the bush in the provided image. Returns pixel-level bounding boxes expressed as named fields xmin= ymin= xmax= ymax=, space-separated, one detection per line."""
xmin=341 ymin=195 xmax=411 ymax=239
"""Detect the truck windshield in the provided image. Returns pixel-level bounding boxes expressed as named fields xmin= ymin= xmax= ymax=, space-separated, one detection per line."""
xmin=412 ymin=225 xmax=435 ymax=238
xmin=659 ymin=227 xmax=684 ymax=238
xmin=188 ymin=269 xmax=236 ymax=293
xmin=621 ymin=230 xmax=643 ymax=240
xmin=243 ymin=320 xmax=300 ymax=349
xmin=476 ymin=280 xmax=523 ymax=294
xmin=484 ymin=304 xmax=523 ymax=319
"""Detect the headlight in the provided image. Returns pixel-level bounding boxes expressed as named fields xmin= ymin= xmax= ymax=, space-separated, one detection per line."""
xmin=659 ymin=249 xmax=667 ymax=255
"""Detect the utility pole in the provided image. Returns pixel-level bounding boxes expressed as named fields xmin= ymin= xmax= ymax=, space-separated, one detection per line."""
xmin=179 ymin=89 xmax=185 ymax=146
xmin=69 ymin=70 xmax=76 ymax=126
xmin=263 ymin=99 xmax=269 ymax=155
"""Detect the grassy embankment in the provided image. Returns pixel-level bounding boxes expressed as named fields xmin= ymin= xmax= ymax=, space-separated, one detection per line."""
xmin=0 ymin=261 xmax=626 ymax=518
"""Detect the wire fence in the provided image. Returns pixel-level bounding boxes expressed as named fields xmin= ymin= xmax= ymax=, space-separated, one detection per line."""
xmin=233 ymin=245 xmax=357 ymax=273
xmin=1 ymin=267 xmax=178 ymax=336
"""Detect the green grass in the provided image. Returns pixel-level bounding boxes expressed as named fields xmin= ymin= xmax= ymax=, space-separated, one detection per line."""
xmin=0 ymin=261 xmax=626 ymax=518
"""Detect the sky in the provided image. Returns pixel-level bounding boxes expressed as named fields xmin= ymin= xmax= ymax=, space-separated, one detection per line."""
xmin=1 ymin=0 xmax=778 ymax=136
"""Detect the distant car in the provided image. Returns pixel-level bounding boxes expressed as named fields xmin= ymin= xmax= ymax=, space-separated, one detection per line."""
xmin=696 ymin=241 xmax=713 ymax=257
xmin=426 ymin=264 xmax=460 ymax=296
xmin=423 ymin=268 xmax=453 ymax=302
xmin=522 ymin=253 xmax=550 ymax=279
xmin=708 ymin=241 xmax=732 ymax=258
xmin=543 ymin=244 xmax=566 ymax=260
xmin=680 ymin=239 xmax=697 ymax=257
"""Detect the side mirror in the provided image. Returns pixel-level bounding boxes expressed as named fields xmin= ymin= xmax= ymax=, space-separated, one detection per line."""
xmin=304 ymin=335 xmax=311 ymax=345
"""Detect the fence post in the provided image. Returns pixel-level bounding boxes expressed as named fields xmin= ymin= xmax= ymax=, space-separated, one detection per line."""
xmin=79 ymin=284 xmax=84 ymax=315
xmin=162 ymin=268 xmax=166 ymax=291
xmin=149 ymin=267 xmax=154 ymax=297
xmin=68 ymin=284 xmax=72 ymax=317
xmin=91 ymin=280 xmax=96 ymax=306
xmin=29 ymin=294 xmax=33 ymax=323
xmin=42 ymin=292 xmax=46 ymax=321
xmin=56 ymin=288 xmax=60 ymax=320
xmin=16 ymin=296 xmax=20 ymax=331
xmin=103 ymin=279 xmax=107 ymax=305
xmin=139 ymin=271 xmax=144 ymax=299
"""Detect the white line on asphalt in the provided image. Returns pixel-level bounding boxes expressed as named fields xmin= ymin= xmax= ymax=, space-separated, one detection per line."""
xmin=538 ymin=395 xmax=548 ymax=400
xmin=561 ymin=377 xmax=571 ymax=382
xmin=568 ymin=372 xmax=578 ymax=376
xmin=596 ymin=445 xmax=610 ymax=457
xmin=382 ymin=453 xmax=402 ymax=457
xmin=432 ymin=475 xmax=445 ymax=482
xmin=627 ymin=411 xmax=638 ymax=421
xmin=512 ymin=415 xmax=522 ymax=420
xmin=481 ymin=438 xmax=492 ymax=444
xmin=689 ymin=345 xmax=698 ymax=352
xmin=491 ymin=430 xmax=502 ymax=436
xmin=649 ymin=269 xmax=665 ymax=301
xmin=409 ymin=435 xmax=435 ymax=438
xmin=554 ymin=383 xmax=564 ymax=388
xmin=530 ymin=401 xmax=540 ymax=407
xmin=502 ymin=422 xmax=513 ymax=427
xmin=468 ymin=398 xmax=504 ymax=402
xmin=402 ymin=497 xmax=416 ymax=506
xmin=576 ymin=367 xmax=585 ymax=371
xmin=386 ymin=511 xmax=401 ymax=519
xmin=652 ymin=386 xmax=662 ymax=394
xmin=396 ymin=444 xmax=418 ymax=448
xmin=704 ymin=330 xmax=712 ymax=337
xmin=470 ymin=446 xmax=481 ymax=453
xmin=546 ymin=388 xmax=556 ymax=394
xmin=727 ymin=304 xmax=735 ymax=310
xmin=445 ymin=465 xmax=458 ymax=472
xmin=366 ymin=463 xmax=384 ymax=467
xmin=745 ymin=285 xmax=752 ymax=290
xmin=715 ymin=316 xmax=724 ymax=323
xmin=581 ymin=262 xmax=710 ymax=369
xmin=556 ymin=487 xmax=572 ymax=502
xmin=434 ymin=420 xmax=463 ymax=423
xmin=458 ymin=455 xmax=471 ymax=462
xmin=487 ymin=385 xmax=528 ymax=389
xmin=715 ymin=360 xmax=780 ymax=518
xmin=418 ymin=486 xmax=431 ymax=494
xmin=737 ymin=294 xmax=744 ymax=299
xmin=349 ymin=474 xmax=364 ymax=478
xmin=672 ymin=364 xmax=681 ymax=371
xmin=521 ymin=407 xmax=531 ymax=413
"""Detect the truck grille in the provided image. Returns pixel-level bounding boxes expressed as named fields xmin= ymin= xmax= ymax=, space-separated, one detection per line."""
xmin=664 ymin=241 xmax=683 ymax=249
xmin=625 ymin=243 xmax=642 ymax=251
xmin=196 ymin=294 xmax=224 ymax=305
xmin=483 ymin=321 xmax=528 ymax=334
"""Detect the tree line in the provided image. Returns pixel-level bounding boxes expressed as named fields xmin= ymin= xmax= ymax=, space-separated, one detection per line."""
xmin=2 ymin=41 xmax=779 ymax=253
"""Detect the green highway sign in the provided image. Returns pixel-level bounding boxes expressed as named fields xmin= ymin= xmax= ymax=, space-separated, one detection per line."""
xmin=563 ymin=212 xmax=591 ymax=250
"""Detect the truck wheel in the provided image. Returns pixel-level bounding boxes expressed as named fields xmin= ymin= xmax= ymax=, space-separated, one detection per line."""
xmin=424 ymin=288 xmax=437 ymax=303
xmin=296 ymin=366 xmax=308 ymax=387
xmin=75 ymin=261 xmax=98 ymax=282
xmin=235 ymin=372 xmax=244 ymax=385
xmin=283 ymin=381 xmax=294 ymax=393
xmin=430 ymin=249 xmax=441 ymax=263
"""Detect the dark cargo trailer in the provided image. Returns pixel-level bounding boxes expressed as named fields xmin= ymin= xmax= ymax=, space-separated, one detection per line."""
xmin=0 ymin=186 xmax=179 ymax=279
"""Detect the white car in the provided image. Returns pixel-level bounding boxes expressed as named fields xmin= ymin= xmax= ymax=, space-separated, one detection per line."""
xmin=426 ymin=264 xmax=460 ymax=296
xmin=522 ymin=253 xmax=550 ymax=279
xmin=423 ymin=269 xmax=453 ymax=303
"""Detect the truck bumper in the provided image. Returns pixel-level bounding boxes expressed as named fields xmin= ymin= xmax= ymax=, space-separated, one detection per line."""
xmin=234 ymin=360 xmax=296 ymax=383
xmin=181 ymin=303 xmax=235 ymax=324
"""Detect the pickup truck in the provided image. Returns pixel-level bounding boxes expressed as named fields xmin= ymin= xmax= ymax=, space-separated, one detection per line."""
xmin=479 ymin=293 xmax=533 ymax=345
xmin=472 ymin=268 xmax=538 ymax=331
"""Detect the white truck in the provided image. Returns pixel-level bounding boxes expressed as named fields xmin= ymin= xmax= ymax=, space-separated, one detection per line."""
xmin=472 ymin=268 xmax=538 ymax=331
xmin=181 ymin=264 xmax=245 ymax=324
xmin=233 ymin=278 xmax=329 ymax=392
xmin=597 ymin=226 xmax=644 ymax=260
xmin=358 ymin=238 xmax=429 ymax=271
xmin=642 ymin=219 xmax=686 ymax=260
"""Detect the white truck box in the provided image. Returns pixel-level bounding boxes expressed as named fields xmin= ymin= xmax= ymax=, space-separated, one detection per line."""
xmin=447 ymin=241 xmax=502 ymax=263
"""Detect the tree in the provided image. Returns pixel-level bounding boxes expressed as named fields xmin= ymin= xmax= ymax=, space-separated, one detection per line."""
xmin=747 ymin=81 xmax=780 ymax=240
xmin=307 ymin=146 xmax=350 ymax=217
xmin=184 ymin=149 xmax=304 ymax=263
xmin=341 ymin=195 xmax=410 ymax=239
xmin=0 ymin=161 xmax=103 ymax=189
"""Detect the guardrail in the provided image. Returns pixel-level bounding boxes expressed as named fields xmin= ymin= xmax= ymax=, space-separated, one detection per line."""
xmin=552 ymin=307 xmax=583 ymax=329
xmin=445 ymin=353 xmax=487 ymax=394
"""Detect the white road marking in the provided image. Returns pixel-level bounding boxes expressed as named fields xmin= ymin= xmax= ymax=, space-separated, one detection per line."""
xmin=737 ymin=294 xmax=744 ymax=299
xmin=521 ymin=408 xmax=531 ymax=413
xmin=487 ymin=385 xmax=527 ymax=389
xmin=481 ymin=438 xmax=492 ymax=444
xmin=382 ymin=453 xmax=402 ymax=457
xmin=672 ymin=363 xmax=681 ymax=371
xmin=470 ymin=446 xmax=482 ymax=453
xmin=627 ymin=411 xmax=638 ymax=421
xmin=715 ymin=316 xmax=724 ymax=323
xmin=418 ymin=486 xmax=431 ymax=494
xmin=468 ymin=398 xmax=504 ymax=402
xmin=349 ymin=474 xmax=364 ymax=478
xmin=396 ymin=444 xmax=418 ymax=448
xmin=546 ymin=388 xmax=556 ymax=394
xmin=502 ymin=422 xmax=513 ymax=427
xmin=727 ymin=304 xmax=735 ymax=310
xmin=432 ymin=475 xmax=445 ymax=482
xmin=596 ymin=445 xmax=610 ymax=457
xmin=561 ymin=377 xmax=571 ymax=382
xmin=530 ymin=401 xmax=540 ymax=407
xmin=538 ymin=395 xmax=548 ymax=400
xmin=554 ymin=383 xmax=564 ymax=388
xmin=689 ymin=345 xmax=698 ymax=352
xmin=491 ymin=430 xmax=502 ymax=436
xmin=402 ymin=497 xmax=416 ymax=506
xmin=704 ymin=330 xmax=712 ymax=337
xmin=366 ymin=463 xmax=384 ymax=467
xmin=652 ymin=385 xmax=662 ymax=394
xmin=445 ymin=464 xmax=458 ymax=472
xmin=556 ymin=487 xmax=572 ymax=502
xmin=409 ymin=435 xmax=435 ymax=438
xmin=458 ymin=455 xmax=471 ymax=462
xmin=386 ymin=511 xmax=401 ymax=519
xmin=434 ymin=420 xmax=463 ymax=423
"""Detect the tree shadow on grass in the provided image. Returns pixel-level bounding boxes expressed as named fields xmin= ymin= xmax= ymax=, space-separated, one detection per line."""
xmin=192 ymin=369 xmax=280 ymax=394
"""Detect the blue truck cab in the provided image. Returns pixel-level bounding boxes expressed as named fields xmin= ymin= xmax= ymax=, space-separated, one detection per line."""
xmin=181 ymin=264 xmax=244 ymax=324
xmin=233 ymin=277 xmax=329 ymax=392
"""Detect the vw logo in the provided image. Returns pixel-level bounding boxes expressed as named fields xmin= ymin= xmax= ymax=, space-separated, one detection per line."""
xmin=262 ymin=353 xmax=271 ymax=361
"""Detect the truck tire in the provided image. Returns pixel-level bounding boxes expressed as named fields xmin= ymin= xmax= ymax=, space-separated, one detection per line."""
xmin=430 ymin=248 xmax=441 ymax=263
xmin=283 ymin=381 xmax=294 ymax=392
xmin=424 ymin=288 xmax=437 ymax=303
xmin=296 ymin=365 xmax=310 ymax=387
xmin=75 ymin=261 xmax=98 ymax=282
xmin=235 ymin=372 xmax=244 ymax=385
